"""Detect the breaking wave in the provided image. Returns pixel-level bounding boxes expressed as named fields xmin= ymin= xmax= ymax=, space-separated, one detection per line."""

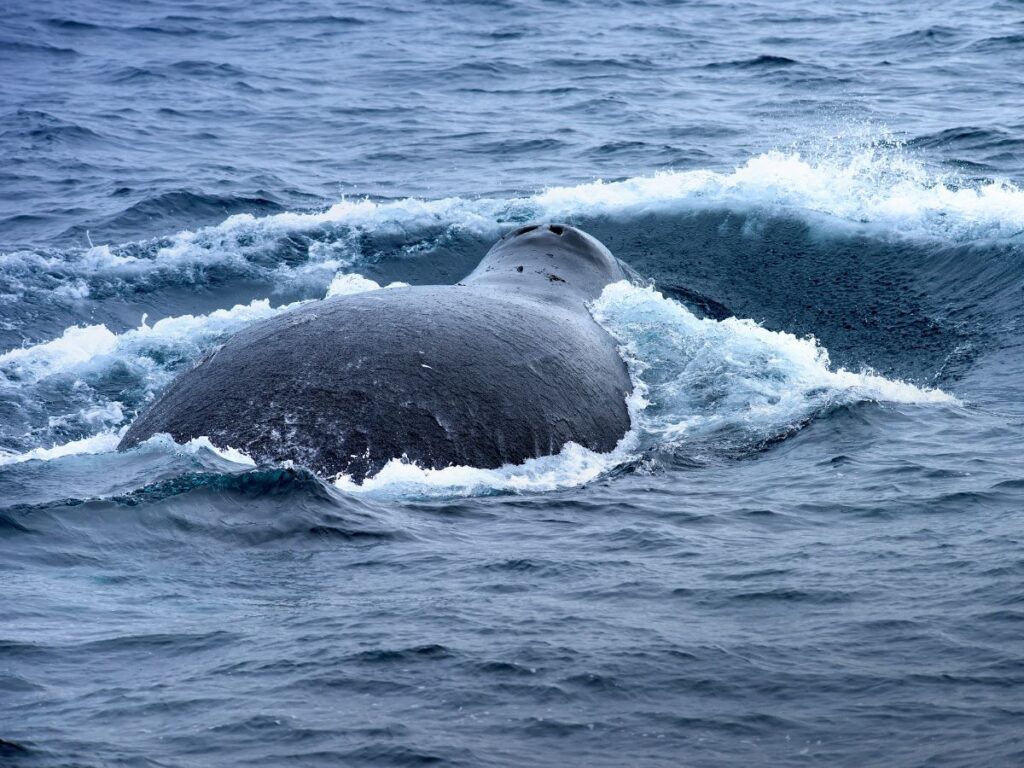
xmin=0 ymin=140 xmax=991 ymax=496
xmin=3 ymin=141 xmax=1023 ymax=309
xmin=0 ymin=275 xmax=956 ymax=495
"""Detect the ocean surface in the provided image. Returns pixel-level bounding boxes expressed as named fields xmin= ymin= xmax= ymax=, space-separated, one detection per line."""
xmin=2 ymin=1 xmax=1024 ymax=765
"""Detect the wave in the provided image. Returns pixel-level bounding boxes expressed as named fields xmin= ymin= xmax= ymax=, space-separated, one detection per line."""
xmin=0 ymin=272 xmax=407 ymax=388
xmin=60 ymin=190 xmax=286 ymax=242
xmin=0 ymin=275 xmax=412 ymax=456
xmin=4 ymin=141 xmax=1023 ymax=308
xmin=703 ymin=55 xmax=802 ymax=70
xmin=0 ymin=431 xmax=256 ymax=470
xmin=0 ymin=277 xmax=956 ymax=497
xmin=333 ymin=440 xmax=634 ymax=499
xmin=0 ymin=299 xmax=294 ymax=386
xmin=0 ymin=137 xmax=992 ymax=496
xmin=0 ymin=429 xmax=123 ymax=467
xmin=0 ymin=459 xmax=403 ymax=548
xmin=533 ymin=149 xmax=1024 ymax=241
xmin=0 ymin=298 xmax=303 ymax=452
xmin=591 ymin=281 xmax=956 ymax=456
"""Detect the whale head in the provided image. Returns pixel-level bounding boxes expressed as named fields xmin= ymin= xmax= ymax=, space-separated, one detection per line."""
xmin=465 ymin=223 xmax=626 ymax=303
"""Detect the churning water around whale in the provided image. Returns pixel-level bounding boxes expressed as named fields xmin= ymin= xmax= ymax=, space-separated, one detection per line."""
xmin=2 ymin=0 xmax=1024 ymax=765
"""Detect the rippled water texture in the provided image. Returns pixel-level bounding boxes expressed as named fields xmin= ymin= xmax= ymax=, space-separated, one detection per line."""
xmin=2 ymin=1 xmax=1024 ymax=766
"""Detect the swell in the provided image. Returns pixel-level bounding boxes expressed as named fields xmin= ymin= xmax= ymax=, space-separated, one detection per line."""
xmin=58 ymin=190 xmax=287 ymax=246
xmin=3 ymin=145 xmax=1023 ymax=351
xmin=0 ymin=463 xmax=407 ymax=550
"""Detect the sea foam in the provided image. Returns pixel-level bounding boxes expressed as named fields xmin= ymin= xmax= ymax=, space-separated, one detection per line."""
xmin=3 ymin=142 xmax=1021 ymax=305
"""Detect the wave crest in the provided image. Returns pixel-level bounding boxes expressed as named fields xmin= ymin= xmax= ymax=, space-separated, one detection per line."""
xmin=5 ymin=141 xmax=1022 ymax=312
xmin=591 ymin=281 xmax=956 ymax=457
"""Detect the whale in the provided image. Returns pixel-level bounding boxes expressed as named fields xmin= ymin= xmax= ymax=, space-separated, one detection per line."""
xmin=119 ymin=224 xmax=634 ymax=481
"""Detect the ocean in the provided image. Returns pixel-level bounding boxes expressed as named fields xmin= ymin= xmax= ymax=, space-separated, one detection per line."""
xmin=2 ymin=1 xmax=1023 ymax=765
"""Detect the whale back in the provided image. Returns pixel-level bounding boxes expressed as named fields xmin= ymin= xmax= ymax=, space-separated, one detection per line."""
xmin=119 ymin=285 xmax=632 ymax=480
xmin=119 ymin=225 xmax=633 ymax=481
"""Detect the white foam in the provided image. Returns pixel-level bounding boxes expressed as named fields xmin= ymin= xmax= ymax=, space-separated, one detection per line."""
xmin=0 ymin=429 xmax=124 ymax=467
xmin=0 ymin=298 xmax=299 ymax=386
xmin=325 ymin=273 xmax=409 ymax=297
xmin=211 ymin=145 xmax=1024 ymax=243
xmin=176 ymin=435 xmax=257 ymax=466
xmin=0 ymin=271 xmax=410 ymax=387
xmin=166 ymin=143 xmax=1024 ymax=258
xmin=590 ymin=281 xmax=957 ymax=450
xmin=534 ymin=149 xmax=1024 ymax=239
xmin=333 ymin=440 xmax=631 ymax=498
xmin=47 ymin=402 xmax=125 ymax=430
xmin=89 ymin=194 xmax=508 ymax=286
xmin=0 ymin=324 xmax=119 ymax=378
xmin=224 ymin=147 xmax=1024 ymax=248
xmin=3 ymin=141 xmax=1021 ymax=305
xmin=0 ymin=430 xmax=260 ymax=470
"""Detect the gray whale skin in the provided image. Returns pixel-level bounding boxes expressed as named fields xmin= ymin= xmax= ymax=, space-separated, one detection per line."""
xmin=119 ymin=224 xmax=633 ymax=481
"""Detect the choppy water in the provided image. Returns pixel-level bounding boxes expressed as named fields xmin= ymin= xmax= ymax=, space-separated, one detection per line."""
xmin=3 ymin=1 xmax=1024 ymax=765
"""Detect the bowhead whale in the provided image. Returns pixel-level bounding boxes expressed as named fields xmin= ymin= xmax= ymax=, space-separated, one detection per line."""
xmin=119 ymin=224 xmax=633 ymax=481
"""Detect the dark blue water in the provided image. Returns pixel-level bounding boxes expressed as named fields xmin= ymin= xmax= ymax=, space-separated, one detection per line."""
xmin=3 ymin=1 xmax=1024 ymax=765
